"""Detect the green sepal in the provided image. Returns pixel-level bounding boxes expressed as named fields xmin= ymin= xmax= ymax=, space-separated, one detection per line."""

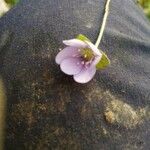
xmin=96 ymin=51 xmax=110 ymax=69
xmin=76 ymin=34 xmax=91 ymax=42
xmin=5 ymin=0 xmax=19 ymax=5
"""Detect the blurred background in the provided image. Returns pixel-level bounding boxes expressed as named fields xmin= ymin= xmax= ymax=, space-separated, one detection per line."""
xmin=0 ymin=0 xmax=150 ymax=20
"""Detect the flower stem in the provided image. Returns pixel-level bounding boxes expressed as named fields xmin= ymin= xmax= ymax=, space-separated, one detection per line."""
xmin=95 ymin=0 xmax=111 ymax=48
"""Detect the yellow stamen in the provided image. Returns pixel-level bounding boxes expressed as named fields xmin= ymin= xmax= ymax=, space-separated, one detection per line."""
xmin=84 ymin=54 xmax=87 ymax=58
xmin=80 ymin=48 xmax=94 ymax=61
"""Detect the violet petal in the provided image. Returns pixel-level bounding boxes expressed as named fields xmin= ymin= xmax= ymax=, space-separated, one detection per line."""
xmin=60 ymin=57 xmax=83 ymax=75
xmin=73 ymin=66 xmax=96 ymax=83
xmin=55 ymin=47 xmax=79 ymax=64
xmin=92 ymin=56 xmax=102 ymax=66
xmin=86 ymin=41 xmax=102 ymax=56
xmin=63 ymin=39 xmax=87 ymax=48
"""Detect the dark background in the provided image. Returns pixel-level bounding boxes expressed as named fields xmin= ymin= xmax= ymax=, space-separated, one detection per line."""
xmin=0 ymin=0 xmax=150 ymax=149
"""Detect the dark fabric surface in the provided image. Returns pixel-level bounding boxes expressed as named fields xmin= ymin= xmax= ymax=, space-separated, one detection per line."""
xmin=0 ymin=0 xmax=150 ymax=149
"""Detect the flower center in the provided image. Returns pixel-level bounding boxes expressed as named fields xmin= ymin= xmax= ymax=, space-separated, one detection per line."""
xmin=80 ymin=48 xmax=94 ymax=61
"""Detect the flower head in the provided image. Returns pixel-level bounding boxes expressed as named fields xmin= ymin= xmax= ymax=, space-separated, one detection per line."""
xmin=55 ymin=35 xmax=110 ymax=83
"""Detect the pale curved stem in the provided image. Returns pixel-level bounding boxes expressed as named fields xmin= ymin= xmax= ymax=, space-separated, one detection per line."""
xmin=95 ymin=0 xmax=111 ymax=48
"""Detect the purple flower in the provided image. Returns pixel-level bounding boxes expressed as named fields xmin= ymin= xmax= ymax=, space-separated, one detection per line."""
xmin=55 ymin=38 xmax=102 ymax=83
